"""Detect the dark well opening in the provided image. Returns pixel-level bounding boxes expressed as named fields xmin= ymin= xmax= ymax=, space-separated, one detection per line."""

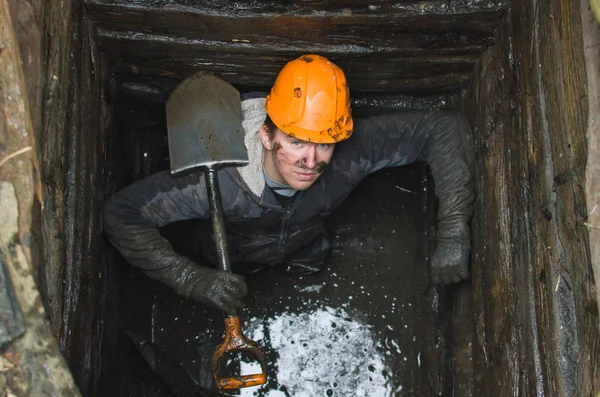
xmin=17 ymin=1 xmax=599 ymax=396
xmin=106 ymin=93 xmax=452 ymax=396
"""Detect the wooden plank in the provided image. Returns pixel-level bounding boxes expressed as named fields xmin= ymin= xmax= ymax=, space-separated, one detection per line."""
xmin=103 ymin=53 xmax=479 ymax=80
xmin=467 ymin=20 xmax=526 ymax=396
xmin=38 ymin=0 xmax=73 ymax=338
xmin=583 ymin=0 xmax=600 ymax=325
xmin=96 ymin=31 xmax=483 ymax=63
xmin=582 ymin=0 xmax=600 ymax=392
xmin=513 ymin=1 xmax=600 ymax=395
xmin=86 ymin=0 xmax=506 ymax=14
xmin=55 ymin=6 xmax=117 ymax=396
xmin=85 ymin=2 xmax=503 ymax=51
xmin=98 ymin=43 xmax=480 ymax=73
xmin=97 ymin=29 xmax=482 ymax=93
xmin=111 ymin=60 xmax=472 ymax=95
xmin=465 ymin=0 xmax=600 ymax=395
xmin=0 ymin=1 xmax=80 ymax=395
xmin=95 ymin=27 xmax=490 ymax=57
xmin=94 ymin=21 xmax=484 ymax=95
xmin=8 ymin=0 xmax=44 ymax=148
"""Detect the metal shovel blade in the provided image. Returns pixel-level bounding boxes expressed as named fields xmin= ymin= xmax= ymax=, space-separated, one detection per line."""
xmin=166 ymin=72 xmax=249 ymax=176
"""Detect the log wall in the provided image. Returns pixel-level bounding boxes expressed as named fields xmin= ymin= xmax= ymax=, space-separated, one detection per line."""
xmin=86 ymin=0 xmax=505 ymax=96
xmin=1 ymin=1 xmax=79 ymax=395
xmin=7 ymin=0 xmax=600 ymax=395
xmin=51 ymin=4 xmax=117 ymax=396
xmin=9 ymin=1 xmax=118 ymax=395
xmin=464 ymin=1 xmax=600 ymax=395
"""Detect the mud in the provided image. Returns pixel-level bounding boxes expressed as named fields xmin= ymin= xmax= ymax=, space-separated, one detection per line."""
xmin=297 ymin=158 xmax=329 ymax=174
xmin=314 ymin=161 xmax=328 ymax=174
xmin=111 ymin=163 xmax=443 ymax=396
xmin=271 ymin=141 xmax=282 ymax=154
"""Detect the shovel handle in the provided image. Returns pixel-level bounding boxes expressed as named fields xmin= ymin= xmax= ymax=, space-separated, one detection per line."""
xmin=216 ymin=373 xmax=267 ymax=390
xmin=205 ymin=171 xmax=267 ymax=389
xmin=211 ymin=316 xmax=267 ymax=390
xmin=205 ymin=169 xmax=231 ymax=273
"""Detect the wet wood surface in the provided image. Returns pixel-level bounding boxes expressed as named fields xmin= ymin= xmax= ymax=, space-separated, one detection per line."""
xmin=85 ymin=0 xmax=505 ymax=97
xmin=13 ymin=1 xmax=121 ymax=396
xmin=36 ymin=0 xmax=71 ymax=339
xmin=87 ymin=0 xmax=506 ymax=14
xmin=0 ymin=2 xmax=80 ymax=395
xmin=582 ymin=0 xmax=600 ymax=339
xmin=464 ymin=1 xmax=600 ymax=396
xmin=103 ymin=47 xmax=478 ymax=93
xmin=57 ymin=10 xmax=118 ymax=397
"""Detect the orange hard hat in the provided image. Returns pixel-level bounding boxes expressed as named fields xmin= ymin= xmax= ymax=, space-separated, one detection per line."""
xmin=265 ymin=54 xmax=353 ymax=143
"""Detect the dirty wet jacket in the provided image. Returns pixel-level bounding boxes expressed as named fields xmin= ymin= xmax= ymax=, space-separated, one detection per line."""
xmin=103 ymin=95 xmax=474 ymax=297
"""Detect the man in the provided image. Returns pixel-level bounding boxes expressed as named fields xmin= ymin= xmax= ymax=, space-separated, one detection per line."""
xmin=104 ymin=54 xmax=473 ymax=315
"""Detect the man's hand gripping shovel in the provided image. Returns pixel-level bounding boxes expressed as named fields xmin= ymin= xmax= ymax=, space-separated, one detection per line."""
xmin=166 ymin=72 xmax=267 ymax=390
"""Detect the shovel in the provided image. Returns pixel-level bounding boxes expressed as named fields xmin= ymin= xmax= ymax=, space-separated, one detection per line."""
xmin=166 ymin=72 xmax=267 ymax=390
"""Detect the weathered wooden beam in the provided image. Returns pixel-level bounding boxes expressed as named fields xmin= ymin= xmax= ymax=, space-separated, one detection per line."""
xmin=86 ymin=0 xmax=506 ymax=15
xmin=465 ymin=1 xmax=600 ymax=396
xmin=86 ymin=3 xmax=503 ymax=51
xmin=53 ymin=3 xmax=118 ymax=395
xmin=97 ymin=28 xmax=481 ymax=93
xmin=465 ymin=20 xmax=526 ymax=397
xmin=116 ymin=77 xmax=453 ymax=115
xmin=526 ymin=1 xmax=597 ymax=393
xmin=96 ymin=26 xmax=482 ymax=94
xmin=96 ymin=27 xmax=488 ymax=58
xmin=87 ymin=1 xmax=501 ymax=97
xmin=582 ymin=0 xmax=600 ymax=330
xmin=7 ymin=0 xmax=43 ymax=148
xmin=112 ymin=60 xmax=471 ymax=96
xmin=0 ymin=1 xmax=80 ymax=395
xmin=96 ymin=31 xmax=491 ymax=67
xmin=38 ymin=0 xmax=72 ymax=337
xmin=98 ymin=35 xmax=483 ymax=69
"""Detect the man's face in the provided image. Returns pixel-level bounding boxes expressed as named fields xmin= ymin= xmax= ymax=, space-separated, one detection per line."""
xmin=260 ymin=125 xmax=335 ymax=191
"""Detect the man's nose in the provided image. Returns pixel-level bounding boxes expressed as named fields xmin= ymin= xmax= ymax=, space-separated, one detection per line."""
xmin=303 ymin=145 xmax=318 ymax=168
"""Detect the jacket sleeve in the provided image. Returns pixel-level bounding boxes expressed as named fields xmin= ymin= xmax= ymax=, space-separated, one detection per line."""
xmin=103 ymin=170 xmax=212 ymax=297
xmin=351 ymin=111 xmax=474 ymax=247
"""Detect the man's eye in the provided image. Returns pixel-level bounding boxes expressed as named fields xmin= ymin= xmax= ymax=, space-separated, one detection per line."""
xmin=292 ymin=141 xmax=302 ymax=146
xmin=319 ymin=143 xmax=331 ymax=149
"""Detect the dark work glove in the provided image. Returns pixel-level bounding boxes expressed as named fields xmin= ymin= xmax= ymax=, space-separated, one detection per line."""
xmin=430 ymin=242 xmax=470 ymax=285
xmin=183 ymin=267 xmax=248 ymax=314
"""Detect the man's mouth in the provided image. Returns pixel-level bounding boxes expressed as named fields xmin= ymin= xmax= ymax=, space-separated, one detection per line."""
xmin=295 ymin=171 xmax=318 ymax=181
